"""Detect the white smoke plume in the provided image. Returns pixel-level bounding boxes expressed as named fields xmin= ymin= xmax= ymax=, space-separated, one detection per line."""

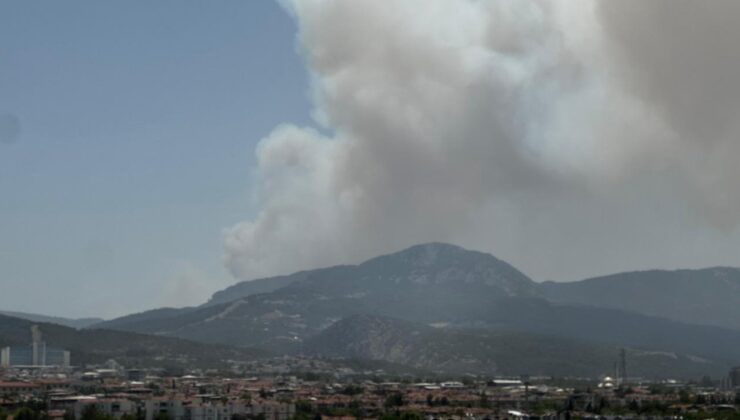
xmin=224 ymin=0 xmax=740 ymax=281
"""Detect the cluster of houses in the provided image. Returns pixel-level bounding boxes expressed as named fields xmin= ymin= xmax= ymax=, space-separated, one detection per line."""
xmin=2 ymin=360 xmax=740 ymax=420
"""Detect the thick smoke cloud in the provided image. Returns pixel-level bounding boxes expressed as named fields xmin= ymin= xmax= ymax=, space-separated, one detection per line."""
xmin=597 ymin=0 xmax=740 ymax=227
xmin=224 ymin=0 xmax=740 ymax=282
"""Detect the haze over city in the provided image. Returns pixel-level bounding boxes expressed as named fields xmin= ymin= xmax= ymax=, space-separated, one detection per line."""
xmin=5 ymin=4 xmax=740 ymax=420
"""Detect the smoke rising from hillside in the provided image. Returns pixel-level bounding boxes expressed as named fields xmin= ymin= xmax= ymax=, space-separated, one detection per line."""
xmin=224 ymin=0 xmax=740 ymax=281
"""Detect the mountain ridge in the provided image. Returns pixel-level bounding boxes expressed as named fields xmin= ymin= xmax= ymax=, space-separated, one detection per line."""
xmin=541 ymin=266 xmax=740 ymax=330
xmin=73 ymin=243 xmax=740 ymax=379
xmin=302 ymin=314 xmax=727 ymax=379
xmin=0 ymin=314 xmax=267 ymax=369
xmin=95 ymin=242 xmax=542 ymax=337
xmin=0 ymin=310 xmax=104 ymax=329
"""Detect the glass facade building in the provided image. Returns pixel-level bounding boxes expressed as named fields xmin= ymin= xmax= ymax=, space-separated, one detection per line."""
xmin=0 ymin=343 xmax=70 ymax=368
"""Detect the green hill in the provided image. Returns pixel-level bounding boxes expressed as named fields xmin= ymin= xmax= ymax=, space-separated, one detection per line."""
xmin=0 ymin=314 xmax=267 ymax=369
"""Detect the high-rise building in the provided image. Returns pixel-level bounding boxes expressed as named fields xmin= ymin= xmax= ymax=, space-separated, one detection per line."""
xmin=730 ymin=367 xmax=740 ymax=388
xmin=0 ymin=325 xmax=70 ymax=368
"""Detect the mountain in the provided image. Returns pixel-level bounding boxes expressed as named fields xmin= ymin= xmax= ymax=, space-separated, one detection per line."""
xmin=303 ymin=314 xmax=727 ymax=379
xmin=97 ymin=244 xmax=740 ymax=366
xmin=0 ymin=310 xmax=103 ymax=329
xmin=540 ymin=267 xmax=740 ymax=331
xmin=454 ymin=297 xmax=740 ymax=366
xmin=95 ymin=272 xmax=320 ymax=330
xmin=95 ymin=243 xmax=542 ymax=346
xmin=91 ymin=243 xmax=740 ymax=378
xmin=90 ymin=307 xmax=196 ymax=331
xmin=208 ymin=241 xmax=539 ymax=309
xmin=204 ymin=272 xmax=310 ymax=306
xmin=0 ymin=314 xmax=267 ymax=370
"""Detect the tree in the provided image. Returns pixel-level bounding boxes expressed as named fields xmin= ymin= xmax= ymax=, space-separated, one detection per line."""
xmin=679 ymin=389 xmax=691 ymax=404
xmin=384 ymin=392 xmax=405 ymax=409
xmin=597 ymin=397 xmax=608 ymax=414
xmin=348 ymin=400 xmax=363 ymax=418
xmin=241 ymin=392 xmax=252 ymax=403
xmin=379 ymin=411 xmax=423 ymax=420
xmin=564 ymin=398 xmax=574 ymax=412
xmin=341 ymin=385 xmax=364 ymax=396
xmin=81 ymin=405 xmax=114 ymax=420
xmin=628 ymin=399 xmax=639 ymax=413
xmin=13 ymin=408 xmax=39 ymax=420
xmin=399 ymin=412 xmax=423 ymax=420
xmin=479 ymin=392 xmax=490 ymax=409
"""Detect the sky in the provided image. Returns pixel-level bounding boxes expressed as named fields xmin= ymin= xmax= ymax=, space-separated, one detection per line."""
xmin=3 ymin=0 xmax=740 ymax=319
xmin=0 ymin=1 xmax=312 ymax=317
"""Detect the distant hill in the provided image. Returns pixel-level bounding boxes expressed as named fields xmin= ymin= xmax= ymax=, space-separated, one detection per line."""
xmin=91 ymin=243 xmax=740 ymax=376
xmin=0 ymin=310 xmax=103 ymax=329
xmin=204 ymin=272 xmax=309 ymax=307
xmin=0 ymin=314 xmax=267 ymax=369
xmin=15 ymin=242 xmax=740 ymax=380
xmin=454 ymin=296 xmax=740 ymax=366
xmin=303 ymin=314 xmax=727 ymax=379
xmin=540 ymin=267 xmax=740 ymax=331
xmin=126 ymin=241 xmax=539 ymax=321
xmin=95 ymin=272 xmax=314 ymax=330
xmin=77 ymin=259 xmax=740 ymax=338
xmin=90 ymin=307 xmax=196 ymax=331
xmin=94 ymin=243 xmax=542 ymax=346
